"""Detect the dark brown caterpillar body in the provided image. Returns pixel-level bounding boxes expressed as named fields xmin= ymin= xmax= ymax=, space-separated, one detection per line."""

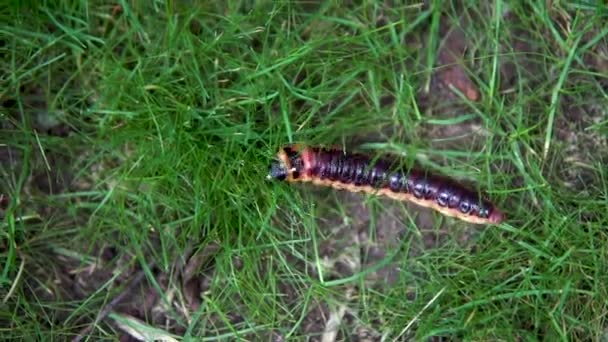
xmin=268 ymin=145 xmax=503 ymax=225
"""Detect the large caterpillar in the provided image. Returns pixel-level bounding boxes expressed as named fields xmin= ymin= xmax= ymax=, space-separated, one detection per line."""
xmin=267 ymin=145 xmax=504 ymax=225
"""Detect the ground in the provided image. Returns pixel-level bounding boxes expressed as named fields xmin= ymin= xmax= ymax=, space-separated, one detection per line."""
xmin=1 ymin=1 xmax=608 ymax=341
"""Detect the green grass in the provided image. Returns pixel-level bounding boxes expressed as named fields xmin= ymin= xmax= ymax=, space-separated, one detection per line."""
xmin=2 ymin=0 xmax=608 ymax=340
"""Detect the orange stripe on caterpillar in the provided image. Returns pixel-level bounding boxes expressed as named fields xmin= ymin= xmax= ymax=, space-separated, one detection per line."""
xmin=267 ymin=144 xmax=504 ymax=225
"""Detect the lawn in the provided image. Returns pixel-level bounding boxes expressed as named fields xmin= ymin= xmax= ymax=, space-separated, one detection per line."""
xmin=1 ymin=1 xmax=608 ymax=340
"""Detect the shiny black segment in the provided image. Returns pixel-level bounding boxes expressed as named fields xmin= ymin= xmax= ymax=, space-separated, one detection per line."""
xmin=423 ymin=178 xmax=440 ymax=200
xmin=355 ymin=167 xmax=366 ymax=185
xmin=406 ymin=173 xmax=421 ymax=197
xmin=369 ymin=165 xmax=385 ymax=187
xmin=478 ymin=204 xmax=491 ymax=218
xmin=334 ymin=155 xmax=343 ymax=181
xmin=388 ymin=173 xmax=402 ymax=192
xmin=413 ymin=183 xmax=424 ymax=198
xmin=448 ymin=191 xmax=461 ymax=208
xmin=459 ymin=201 xmax=471 ymax=214
xmin=317 ymin=153 xmax=331 ymax=179
xmin=437 ymin=191 xmax=450 ymax=206
xmin=338 ymin=156 xmax=352 ymax=182
xmin=319 ymin=161 xmax=329 ymax=179
xmin=329 ymin=155 xmax=339 ymax=181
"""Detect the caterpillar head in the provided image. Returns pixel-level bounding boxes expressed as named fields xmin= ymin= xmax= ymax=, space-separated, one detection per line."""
xmin=267 ymin=159 xmax=288 ymax=181
xmin=267 ymin=145 xmax=304 ymax=181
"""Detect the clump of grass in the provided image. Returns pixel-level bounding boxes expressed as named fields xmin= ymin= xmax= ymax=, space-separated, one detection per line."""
xmin=1 ymin=1 xmax=608 ymax=340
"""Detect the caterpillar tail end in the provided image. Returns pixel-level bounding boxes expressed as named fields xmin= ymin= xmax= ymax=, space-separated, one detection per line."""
xmin=489 ymin=209 xmax=504 ymax=224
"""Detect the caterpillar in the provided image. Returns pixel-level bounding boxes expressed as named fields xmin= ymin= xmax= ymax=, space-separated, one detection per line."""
xmin=267 ymin=145 xmax=504 ymax=225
